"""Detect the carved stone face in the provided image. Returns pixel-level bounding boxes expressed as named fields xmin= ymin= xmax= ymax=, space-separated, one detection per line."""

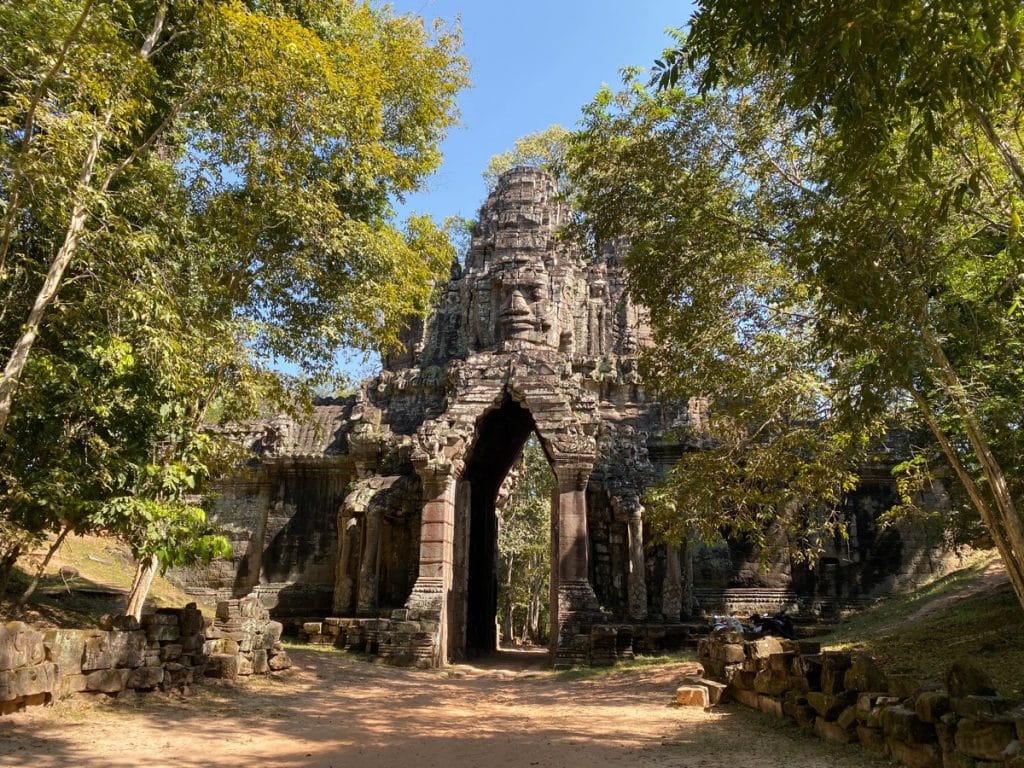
xmin=493 ymin=257 xmax=554 ymax=350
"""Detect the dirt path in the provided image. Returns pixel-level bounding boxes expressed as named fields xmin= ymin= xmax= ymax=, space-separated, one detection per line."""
xmin=0 ymin=649 xmax=888 ymax=768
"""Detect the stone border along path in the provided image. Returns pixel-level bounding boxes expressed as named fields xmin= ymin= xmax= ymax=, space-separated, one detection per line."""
xmin=0 ymin=648 xmax=891 ymax=768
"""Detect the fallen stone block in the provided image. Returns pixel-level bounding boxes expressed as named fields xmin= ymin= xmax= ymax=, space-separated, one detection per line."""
xmin=881 ymin=704 xmax=935 ymax=743
xmin=952 ymin=695 xmax=1018 ymax=720
xmin=732 ymin=687 xmax=759 ymax=709
xmin=758 ymin=694 xmax=784 ymax=719
xmin=252 ymin=649 xmax=269 ymax=675
xmin=163 ymin=662 xmax=191 ymax=687
xmin=807 ymin=690 xmax=856 ymax=720
xmin=887 ymin=738 xmax=941 ymax=768
xmin=204 ymin=653 xmax=239 ymax=680
xmin=814 ymin=716 xmax=855 ymax=743
xmin=856 ymin=725 xmax=888 ymax=756
xmin=85 ymin=668 xmax=130 ymax=694
xmin=887 ymin=673 xmax=924 ymax=699
xmin=680 ymin=675 xmax=727 ymax=706
xmin=955 ymin=718 xmax=1017 ymax=762
xmin=127 ymin=666 xmax=164 ymax=690
xmin=268 ymin=651 xmax=292 ymax=671
xmin=915 ymin=690 xmax=951 ymax=723
xmin=57 ymin=673 xmax=88 ymax=698
xmin=675 ymin=685 xmax=710 ymax=709
xmin=845 ymin=653 xmax=888 ymax=693
xmin=109 ymin=630 xmax=147 ymax=668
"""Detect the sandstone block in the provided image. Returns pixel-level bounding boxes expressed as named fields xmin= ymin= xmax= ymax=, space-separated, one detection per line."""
xmin=916 ymin=690 xmax=951 ymax=723
xmin=732 ymin=687 xmax=759 ymax=709
xmin=814 ymin=716 xmax=856 ymax=743
xmin=675 ymin=685 xmax=709 ymax=708
xmin=82 ymin=633 xmax=115 ymax=671
xmin=680 ymin=675 xmax=727 ymax=706
xmin=127 ymin=666 xmax=164 ymax=690
xmin=881 ymin=704 xmax=935 ymax=743
xmin=57 ymin=673 xmax=88 ymax=698
xmin=857 ymin=725 xmax=889 ymax=756
xmin=144 ymin=623 xmax=180 ymax=643
xmin=0 ymin=622 xmax=45 ymax=670
xmin=845 ymin=653 xmax=888 ymax=693
xmin=252 ymin=649 xmax=269 ymax=675
xmin=267 ymin=651 xmax=291 ymax=671
xmin=98 ymin=614 xmax=140 ymax=632
xmin=747 ymin=636 xmax=783 ymax=660
xmin=110 ymin=631 xmax=146 ymax=668
xmin=204 ymin=653 xmax=239 ymax=680
xmin=954 ymin=718 xmax=1017 ymax=762
xmin=302 ymin=622 xmax=323 ymax=635
xmin=952 ymin=695 xmax=1018 ymax=719
xmin=754 ymin=668 xmax=795 ymax=696
xmin=887 ymin=673 xmax=924 ymax=698
xmin=159 ymin=644 xmax=183 ymax=662
xmin=888 ymin=739 xmax=941 ymax=768
xmin=820 ymin=652 xmax=852 ymax=695
xmin=237 ymin=655 xmax=254 ymax=676
xmin=757 ymin=694 xmax=784 ymax=719
xmin=807 ymin=691 xmax=855 ymax=720
xmin=180 ymin=607 xmax=204 ymax=636
xmin=85 ymin=668 xmax=130 ymax=694
xmin=837 ymin=705 xmax=859 ymax=730
xmin=163 ymin=662 xmax=191 ymax=687
xmin=43 ymin=629 xmax=86 ymax=675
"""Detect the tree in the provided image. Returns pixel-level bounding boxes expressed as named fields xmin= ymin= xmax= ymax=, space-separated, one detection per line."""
xmin=572 ymin=2 xmax=1024 ymax=610
xmin=497 ymin=435 xmax=553 ymax=646
xmin=483 ymin=125 xmax=570 ymax=190
xmin=569 ymin=76 xmax=872 ymax=562
xmin=0 ymin=0 xmax=468 ymax=610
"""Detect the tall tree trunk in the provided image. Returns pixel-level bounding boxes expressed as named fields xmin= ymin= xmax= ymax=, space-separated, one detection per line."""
xmin=125 ymin=554 xmax=158 ymax=620
xmin=17 ymin=526 xmax=70 ymax=606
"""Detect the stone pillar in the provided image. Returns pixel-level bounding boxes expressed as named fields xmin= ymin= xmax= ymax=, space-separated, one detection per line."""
xmin=627 ymin=503 xmax=648 ymax=621
xmin=356 ymin=506 xmax=381 ymax=614
xmin=404 ymin=469 xmax=456 ymax=666
xmin=662 ymin=544 xmax=682 ymax=621
xmin=551 ymin=461 xmax=602 ymax=668
xmin=333 ymin=512 xmax=359 ymax=614
xmin=448 ymin=479 xmax=472 ymax=662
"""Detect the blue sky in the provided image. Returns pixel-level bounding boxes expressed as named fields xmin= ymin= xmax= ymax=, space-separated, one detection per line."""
xmin=389 ymin=0 xmax=695 ymax=223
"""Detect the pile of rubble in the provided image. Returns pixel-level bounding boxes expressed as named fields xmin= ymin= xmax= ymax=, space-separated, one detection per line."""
xmin=205 ymin=595 xmax=291 ymax=679
xmin=700 ymin=631 xmax=1024 ymax=767
xmin=2 ymin=605 xmax=207 ymax=715
xmin=2 ymin=597 xmax=291 ymax=715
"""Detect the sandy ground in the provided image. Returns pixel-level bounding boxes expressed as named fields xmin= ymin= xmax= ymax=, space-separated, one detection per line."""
xmin=0 ymin=648 xmax=890 ymax=768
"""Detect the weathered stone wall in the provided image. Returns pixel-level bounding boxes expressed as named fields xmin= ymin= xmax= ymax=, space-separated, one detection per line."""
xmin=0 ymin=600 xmax=289 ymax=716
xmin=699 ymin=632 xmax=1024 ymax=767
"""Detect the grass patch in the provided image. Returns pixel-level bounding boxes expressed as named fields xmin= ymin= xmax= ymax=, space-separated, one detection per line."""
xmin=556 ymin=651 xmax=698 ymax=681
xmin=2 ymin=533 xmax=216 ymax=625
xmin=818 ymin=551 xmax=1024 ymax=698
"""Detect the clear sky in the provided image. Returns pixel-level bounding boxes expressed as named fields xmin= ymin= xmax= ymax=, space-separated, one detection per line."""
xmin=389 ymin=0 xmax=695 ymax=224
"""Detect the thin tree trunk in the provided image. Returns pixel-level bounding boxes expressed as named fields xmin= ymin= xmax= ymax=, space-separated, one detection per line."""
xmin=125 ymin=554 xmax=158 ymax=620
xmin=910 ymin=385 xmax=1024 ymax=609
xmin=0 ymin=3 xmax=169 ymax=438
xmin=0 ymin=111 xmax=110 ymax=437
xmin=968 ymin=101 xmax=1024 ymax=196
xmin=18 ymin=526 xmax=70 ymax=606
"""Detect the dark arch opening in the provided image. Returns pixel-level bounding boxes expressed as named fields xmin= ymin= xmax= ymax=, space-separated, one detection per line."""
xmin=462 ymin=398 xmax=541 ymax=657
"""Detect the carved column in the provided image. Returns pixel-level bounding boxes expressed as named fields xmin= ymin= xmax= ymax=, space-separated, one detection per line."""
xmin=356 ymin=506 xmax=381 ymax=614
xmin=551 ymin=460 xmax=601 ymax=667
xmin=405 ymin=468 xmax=456 ymax=665
xmin=333 ymin=512 xmax=359 ymax=614
xmin=626 ymin=502 xmax=648 ymax=621
xmin=662 ymin=544 xmax=682 ymax=621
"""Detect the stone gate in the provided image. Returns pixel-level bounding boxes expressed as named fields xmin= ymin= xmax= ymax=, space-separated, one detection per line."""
xmin=179 ymin=169 xmax=958 ymax=667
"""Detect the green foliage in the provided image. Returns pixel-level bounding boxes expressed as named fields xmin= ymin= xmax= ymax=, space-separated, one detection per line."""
xmin=587 ymin=0 xmax=1024 ymax=605
xmin=483 ymin=125 xmax=571 ymax=190
xmin=569 ymin=75 xmax=874 ymax=560
xmin=0 ymin=1 xmax=468 ymax=588
xmin=497 ymin=436 xmax=553 ymax=645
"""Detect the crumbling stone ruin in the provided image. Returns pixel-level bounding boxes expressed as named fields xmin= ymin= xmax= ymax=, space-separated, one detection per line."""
xmin=185 ymin=168 xmax=957 ymax=667
xmin=699 ymin=631 xmax=1024 ymax=768
xmin=0 ymin=599 xmax=288 ymax=716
